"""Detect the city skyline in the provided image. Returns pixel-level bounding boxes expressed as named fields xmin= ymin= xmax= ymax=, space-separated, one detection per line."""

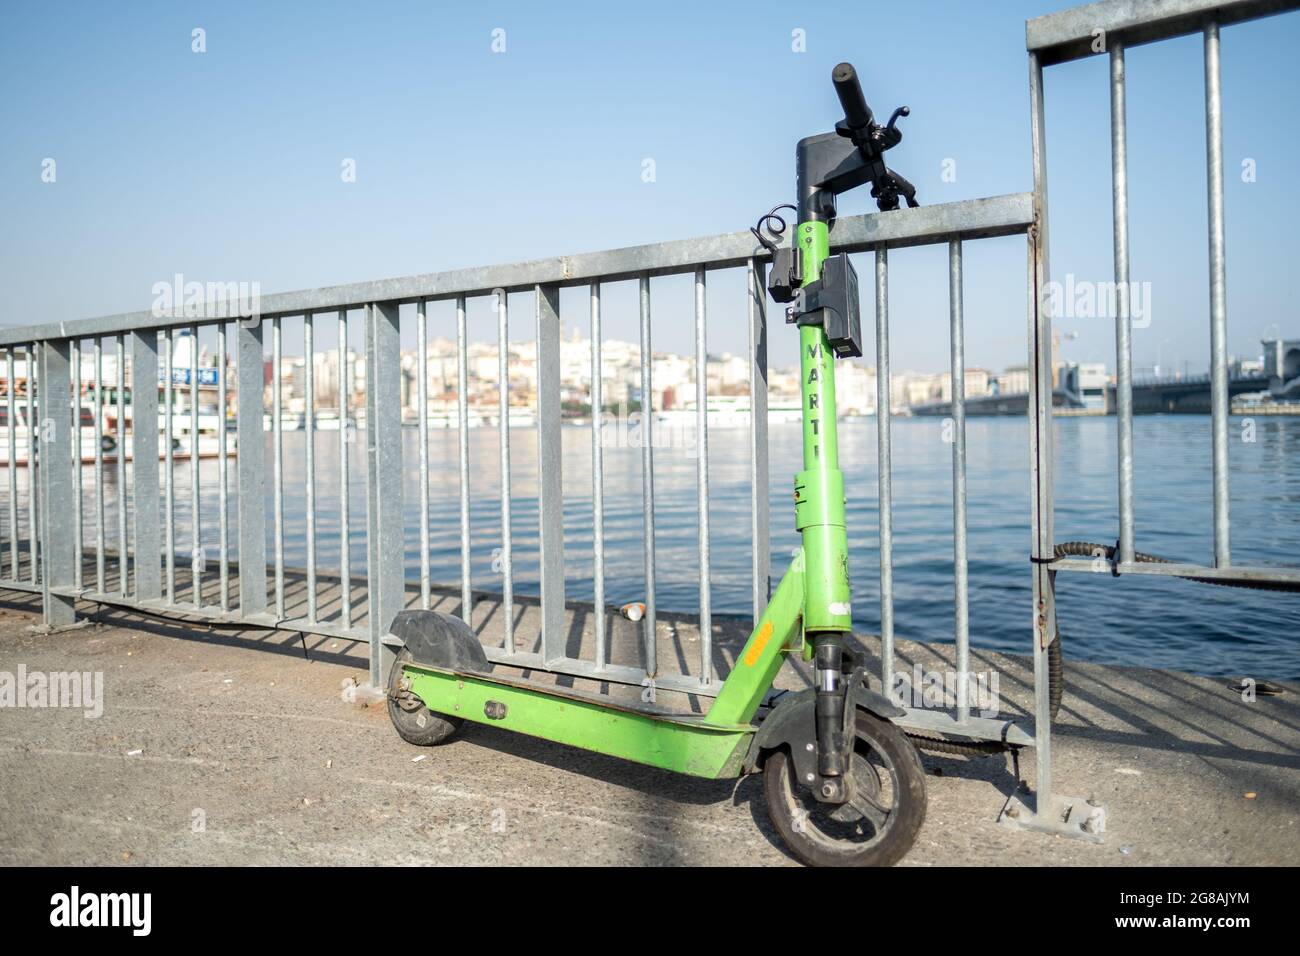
xmin=5 ymin=2 xmax=1297 ymax=376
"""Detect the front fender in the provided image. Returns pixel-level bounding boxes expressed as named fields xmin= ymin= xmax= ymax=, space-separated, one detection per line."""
xmin=742 ymin=670 xmax=903 ymax=777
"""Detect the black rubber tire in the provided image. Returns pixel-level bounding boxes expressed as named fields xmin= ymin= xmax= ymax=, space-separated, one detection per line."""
xmin=764 ymin=710 xmax=927 ymax=867
xmin=387 ymin=647 xmax=463 ymax=747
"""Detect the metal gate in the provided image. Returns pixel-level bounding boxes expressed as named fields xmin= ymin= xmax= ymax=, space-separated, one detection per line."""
xmin=1019 ymin=0 xmax=1300 ymax=837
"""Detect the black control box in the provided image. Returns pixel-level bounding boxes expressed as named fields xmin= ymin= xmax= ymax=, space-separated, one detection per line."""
xmin=767 ymin=247 xmax=801 ymax=304
xmin=795 ymin=252 xmax=862 ymax=358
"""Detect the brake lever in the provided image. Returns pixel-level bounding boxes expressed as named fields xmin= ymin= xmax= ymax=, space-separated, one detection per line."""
xmin=889 ymin=167 xmax=919 ymax=207
xmin=875 ymin=106 xmax=910 ymax=151
xmin=870 ymin=168 xmax=919 ymax=212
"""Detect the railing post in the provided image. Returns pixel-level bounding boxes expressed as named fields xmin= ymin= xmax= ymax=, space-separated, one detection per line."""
xmin=694 ymin=267 xmax=712 ymax=685
xmin=536 ymin=283 xmax=566 ymax=666
xmin=638 ymin=276 xmax=657 ymax=677
xmin=495 ymin=290 xmax=515 ymax=654
xmin=1204 ymin=21 xmax=1231 ymax=568
xmin=589 ymin=282 xmax=606 ymax=669
xmin=875 ymin=247 xmax=895 ymax=694
xmin=236 ymin=318 xmax=268 ymax=616
xmin=130 ymin=330 xmax=162 ymax=601
xmin=364 ymin=301 xmax=403 ymax=690
xmin=27 ymin=343 xmax=39 ymax=587
xmin=748 ymin=258 xmax=770 ymax=623
xmin=949 ymin=239 xmax=971 ymax=725
xmin=1110 ymin=41 xmax=1136 ymax=567
xmin=1027 ymin=49 xmax=1061 ymax=819
xmin=454 ymin=295 xmax=472 ymax=625
xmin=38 ymin=339 xmax=76 ymax=627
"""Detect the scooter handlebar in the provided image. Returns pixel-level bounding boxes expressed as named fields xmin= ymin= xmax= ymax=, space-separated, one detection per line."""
xmin=832 ymin=62 xmax=874 ymax=131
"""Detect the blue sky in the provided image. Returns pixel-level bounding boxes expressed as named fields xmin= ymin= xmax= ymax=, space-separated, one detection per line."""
xmin=2 ymin=0 xmax=1297 ymax=375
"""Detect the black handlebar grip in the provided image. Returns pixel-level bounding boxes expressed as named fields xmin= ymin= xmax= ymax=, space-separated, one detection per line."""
xmin=832 ymin=62 xmax=874 ymax=130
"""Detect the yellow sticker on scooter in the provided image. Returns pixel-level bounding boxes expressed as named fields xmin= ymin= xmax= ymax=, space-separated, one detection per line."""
xmin=743 ymin=621 xmax=775 ymax=667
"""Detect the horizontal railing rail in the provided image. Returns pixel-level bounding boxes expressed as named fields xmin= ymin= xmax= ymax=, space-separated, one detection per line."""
xmin=1027 ymin=0 xmax=1300 ymax=65
xmin=0 ymin=195 xmax=1031 ymax=347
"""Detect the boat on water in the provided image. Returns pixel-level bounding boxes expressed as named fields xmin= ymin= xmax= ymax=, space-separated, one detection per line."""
xmin=0 ymin=398 xmax=236 ymax=468
xmin=397 ymin=410 xmax=529 ymax=429
xmin=0 ymin=331 xmax=236 ymax=466
xmin=261 ymin=411 xmax=357 ymax=432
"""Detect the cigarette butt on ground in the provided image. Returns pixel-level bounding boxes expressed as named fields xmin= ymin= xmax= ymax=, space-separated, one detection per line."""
xmin=620 ymin=603 xmax=646 ymax=622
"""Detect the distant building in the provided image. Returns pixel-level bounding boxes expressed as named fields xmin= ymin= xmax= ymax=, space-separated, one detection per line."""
xmin=1262 ymin=338 xmax=1300 ymax=398
xmin=992 ymin=366 xmax=1030 ymax=396
xmin=1066 ymin=362 xmax=1108 ymax=409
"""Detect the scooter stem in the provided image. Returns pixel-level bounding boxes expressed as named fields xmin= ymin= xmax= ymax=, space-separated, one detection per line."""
xmin=795 ymin=220 xmax=854 ymax=793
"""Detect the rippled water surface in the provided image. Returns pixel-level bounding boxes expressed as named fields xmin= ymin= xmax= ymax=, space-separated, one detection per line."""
xmin=74 ymin=415 xmax=1300 ymax=679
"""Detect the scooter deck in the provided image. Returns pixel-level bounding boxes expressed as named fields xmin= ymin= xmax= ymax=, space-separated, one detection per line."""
xmin=400 ymin=659 xmax=758 ymax=779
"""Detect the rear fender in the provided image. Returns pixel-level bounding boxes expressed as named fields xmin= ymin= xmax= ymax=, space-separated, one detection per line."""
xmin=388 ymin=609 xmax=492 ymax=675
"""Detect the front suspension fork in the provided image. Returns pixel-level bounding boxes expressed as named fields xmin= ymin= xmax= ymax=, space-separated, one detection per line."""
xmin=813 ymin=634 xmax=853 ymax=801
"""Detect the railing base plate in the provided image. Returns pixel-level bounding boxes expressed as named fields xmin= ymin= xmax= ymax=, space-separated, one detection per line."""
xmin=998 ymin=791 xmax=1105 ymax=843
xmin=28 ymin=618 xmax=93 ymax=635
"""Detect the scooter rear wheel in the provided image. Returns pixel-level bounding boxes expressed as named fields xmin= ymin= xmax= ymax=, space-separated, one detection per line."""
xmin=763 ymin=710 xmax=926 ymax=866
xmin=387 ymin=647 xmax=464 ymax=747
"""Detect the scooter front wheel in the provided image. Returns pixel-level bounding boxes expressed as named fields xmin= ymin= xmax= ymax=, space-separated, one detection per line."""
xmin=764 ymin=710 xmax=926 ymax=866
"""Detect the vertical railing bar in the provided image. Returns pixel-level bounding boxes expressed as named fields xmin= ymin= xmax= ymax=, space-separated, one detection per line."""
xmin=304 ymin=312 xmax=317 ymax=623
xmin=417 ymin=300 xmax=431 ymax=610
xmin=117 ymin=334 xmax=127 ymax=595
xmin=747 ymin=257 xmax=770 ymax=625
xmin=455 ymin=295 xmax=472 ymax=625
xmin=217 ymin=323 xmax=229 ymax=612
xmin=1028 ymin=49 xmax=1057 ymax=814
xmin=590 ymin=282 xmax=606 ymax=669
xmin=129 ymin=330 xmax=160 ymax=602
xmin=875 ymin=248 xmax=895 ymax=693
xmin=338 ymin=310 xmax=351 ymax=627
xmin=189 ymin=324 xmax=200 ymax=608
xmin=114 ymin=332 xmax=126 ymax=595
xmin=94 ymin=337 xmax=105 ymax=593
xmin=1204 ymin=21 xmax=1231 ymax=568
xmin=496 ymin=289 xmax=514 ymax=654
xmin=272 ymin=316 xmax=285 ymax=619
xmin=1111 ymin=42 xmax=1136 ymax=567
xmin=639 ymin=274 xmax=657 ymax=677
xmin=536 ymin=284 xmax=566 ymax=666
xmin=234 ymin=318 xmax=268 ymax=616
xmin=694 ymin=266 xmax=712 ymax=685
xmin=28 ymin=342 xmax=39 ymax=585
xmin=35 ymin=342 xmax=49 ymax=604
xmin=949 ymin=239 xmax=970 ymax=724
xmin=6 ymin=350 xmax=17 ymax=580
xmin=362 ymin=301 xmax=403 ymax=689
xmin=36 ymin=339 xmax=75 ymax=625
xmin=71 ymin=343 xmax=82 ymax=590
xmin=164 ymin=329 xmax=175 ymax=601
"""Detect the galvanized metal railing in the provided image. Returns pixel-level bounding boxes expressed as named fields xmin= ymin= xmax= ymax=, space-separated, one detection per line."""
xmin=0 ymin=195 xmax=1035 ymax=738
xmin=1023 ymin=0 xmax=1300 ymax=835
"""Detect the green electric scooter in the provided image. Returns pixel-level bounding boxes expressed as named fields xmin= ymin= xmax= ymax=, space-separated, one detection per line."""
xmin=386 ymin=62 xmax=926 ymax=867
